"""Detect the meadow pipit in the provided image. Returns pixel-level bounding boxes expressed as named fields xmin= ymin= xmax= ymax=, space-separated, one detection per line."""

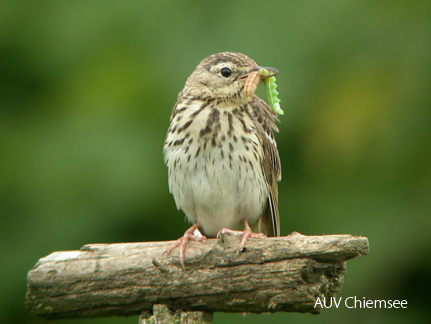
xmin=164 ymin=52 xmax=281 ymax=268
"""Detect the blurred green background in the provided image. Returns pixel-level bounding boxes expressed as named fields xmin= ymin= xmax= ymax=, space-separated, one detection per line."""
xmin=1 ymin=0 xmax=430 ymax=323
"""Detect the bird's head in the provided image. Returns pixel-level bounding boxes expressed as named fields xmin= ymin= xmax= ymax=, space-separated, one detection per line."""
xmin=183 ymin=52 xmax=277 ymax=103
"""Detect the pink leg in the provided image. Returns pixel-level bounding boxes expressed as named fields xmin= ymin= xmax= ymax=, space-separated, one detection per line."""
xmin=164 ymin=222 xmax=207 ymax=269
xmin=217 ymin=219 xmax=266 ymax=253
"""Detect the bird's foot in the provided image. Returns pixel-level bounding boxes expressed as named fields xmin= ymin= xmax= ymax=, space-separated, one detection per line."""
xmin=217 ymin=219 xmax=266 ymax=253
xmin=164 ymin=222 xmax=206 ymax=270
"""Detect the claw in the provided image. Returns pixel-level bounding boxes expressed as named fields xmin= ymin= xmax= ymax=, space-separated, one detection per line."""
xmin=164 ymin=222 xmax=206 ymax=270
xmin=217 ymin=219 xmax=266 ymax=253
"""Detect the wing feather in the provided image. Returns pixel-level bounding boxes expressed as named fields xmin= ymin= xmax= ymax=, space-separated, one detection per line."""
xmin=253 ymin=96 xmax=281 ymax=237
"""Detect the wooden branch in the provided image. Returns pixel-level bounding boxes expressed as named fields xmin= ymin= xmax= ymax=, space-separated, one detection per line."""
xmin=139 ymin=304 xmax=213 ymax=324
xmin=26 ymin=232 xmax=368 ymax=320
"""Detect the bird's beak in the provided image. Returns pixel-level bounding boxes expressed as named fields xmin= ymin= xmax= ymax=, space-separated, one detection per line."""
xmin=238 ymin=66 xmax=279 ymax=80
xmin=253 ymin=66 xmax=279 ymax=78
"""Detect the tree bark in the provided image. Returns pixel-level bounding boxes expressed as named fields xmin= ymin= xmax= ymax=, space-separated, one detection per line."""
xmin=26 ymin=232 xmax=368 ymax=319
xmin=139 ymin=305 xmax=213 ymax=324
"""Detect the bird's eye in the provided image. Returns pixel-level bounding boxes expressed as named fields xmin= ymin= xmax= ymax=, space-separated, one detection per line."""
xmin=220 ymin=67 xmax=232 ymax=78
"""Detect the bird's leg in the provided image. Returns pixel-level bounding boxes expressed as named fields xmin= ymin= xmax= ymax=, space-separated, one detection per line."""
xmin=164 ymin=222 xmax=207 ymax=270
xmin=217 ymin=219 xmax=266 ymax=253
xmin=238 ymin=219 xmax=267 ymax=252
xmin=237 ymin=218 xmax=266 ymax=253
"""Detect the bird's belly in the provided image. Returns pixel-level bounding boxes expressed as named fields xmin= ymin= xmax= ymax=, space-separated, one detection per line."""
xmin=167 ymin=143 xmax=268 ymax=237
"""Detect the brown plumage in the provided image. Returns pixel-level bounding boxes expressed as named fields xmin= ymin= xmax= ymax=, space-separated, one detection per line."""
xmin=163 ymin=52 xmax=281 ymax=268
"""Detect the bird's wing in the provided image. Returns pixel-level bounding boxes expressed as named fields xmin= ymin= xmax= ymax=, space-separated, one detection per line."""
xmin=253 ymin=96 xmax=281 ymax=237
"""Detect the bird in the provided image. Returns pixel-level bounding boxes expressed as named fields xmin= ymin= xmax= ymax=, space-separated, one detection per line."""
xmin=163 ymin=52 xmax=281 ymax=268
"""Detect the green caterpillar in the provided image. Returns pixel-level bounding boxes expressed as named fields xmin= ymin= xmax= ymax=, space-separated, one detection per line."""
xmin=260 ymin=69 xmax=284 ymax=115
